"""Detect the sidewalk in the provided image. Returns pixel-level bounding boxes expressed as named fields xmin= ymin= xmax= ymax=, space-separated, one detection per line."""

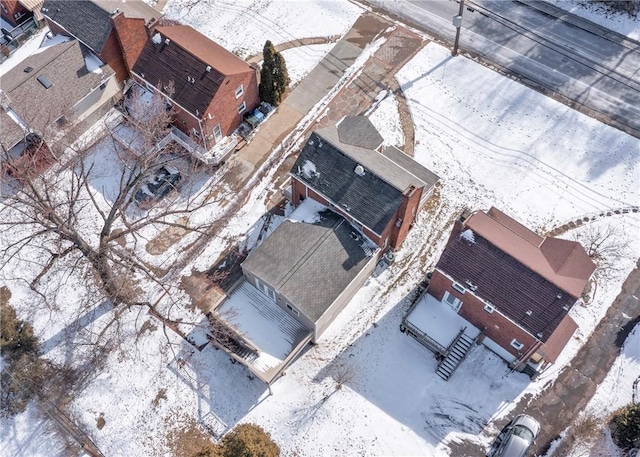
xmin=230 ymin=13 xmax=426 ymax=187
xmin=229 ymin=13 xmax=392 ymax=183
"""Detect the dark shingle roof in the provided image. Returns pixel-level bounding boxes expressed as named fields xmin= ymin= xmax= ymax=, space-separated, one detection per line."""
xmin=291 ymin=131 xmax=403 ymax=235
xmin=132 ymin=26 xmax=253 ymax=118
xmin=436 ymin=222 xmax=579 ymax=342
xmin=242 ymin=210 xmax=376 ymax=322
xmin=43 ymin=0 xmax=160 ymax=54
xmin=43 ymin=0 xmax=113 ymax=53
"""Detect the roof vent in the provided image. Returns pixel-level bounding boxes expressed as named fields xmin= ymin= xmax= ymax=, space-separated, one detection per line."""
xmin=536 ymin=332 xmax=543 ymax=338
xmin=164 ymin=38 xmax=171 ymax=45
xmin=354 ymin=164 xmax=365 ymax=176
xmin=187 ymin=76 xmax=195 ymax=83
xmin=37 ymin=75 xmax=53 ymax=89
xmin=557 ymin=293 xmax=562 ymax=299
xmin=23 ymin=66 xmax=34 ymax=73
xmin=205 ymin=65 xmax=211 ymax=72
xmin=525 ymin=310 xmax=533 ymax=316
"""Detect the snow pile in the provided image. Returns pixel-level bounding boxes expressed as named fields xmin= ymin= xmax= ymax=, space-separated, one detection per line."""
xmin=368 ymin=90 xmax=404 ymax=147
xmin=460 ymin=229 xmax=476 ymax=244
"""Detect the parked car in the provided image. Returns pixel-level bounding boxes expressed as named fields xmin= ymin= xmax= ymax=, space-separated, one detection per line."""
xmin=134 ymin=165 xmax=181 ymax=207
xmin=489 ymin=414 xmax=540 ymax=457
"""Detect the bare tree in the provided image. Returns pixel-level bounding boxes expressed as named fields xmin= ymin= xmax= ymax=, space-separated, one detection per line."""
xmin=1 ymin=86 xmax=229 ymax=311
xmin=571 ymin=224 xmax=632 ymax=280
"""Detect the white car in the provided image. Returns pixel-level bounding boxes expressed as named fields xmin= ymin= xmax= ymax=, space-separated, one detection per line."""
xmin=490 ymin=414 xmax=540 ymax=457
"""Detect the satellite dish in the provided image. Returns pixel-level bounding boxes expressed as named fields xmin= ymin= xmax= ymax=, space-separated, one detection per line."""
xmin=354 ymin=165 xmax=365 ymax=176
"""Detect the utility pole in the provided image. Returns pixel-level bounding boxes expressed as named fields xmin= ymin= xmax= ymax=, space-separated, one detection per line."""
xmin=452 ymin=0 xmax=466 ymax=56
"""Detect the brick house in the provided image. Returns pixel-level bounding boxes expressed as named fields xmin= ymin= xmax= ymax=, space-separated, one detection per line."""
xmin=290 ymin=116 xmax=440 ymax=253
xmin=1 ymin=0 xmax=42 ymax=27
xmin=411 ymin=207 xmax=596 ymax=377
xmin=131 ymin=25 xmax=260 ymax=152
xmin=42 ymin=0 xmax=160 ymax=83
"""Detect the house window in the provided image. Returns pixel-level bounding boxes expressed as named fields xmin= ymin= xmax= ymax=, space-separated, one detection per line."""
xmin=237 ymin=101 xmax=246 ymax=114
xmin=213 ymin=124 xmax=222 ymax=141
xmin=235 ymin=84 xmax=244 ymax=99
xmin=510 ymin=339 xmax=524 ymax=351
xmin=452 ymin=282 xmax=466 ymax=294
xmin=145 ymin=81 xmax=153 ymax=92
xmin=255 ymin=278 xmax=276 ymax=301
xmin=443 ymin=291 xmax=462 ymax=311
xmin=483 ymin=303 xmax=495 ymax=314
xmin=382 ymin=238 xmax=388 ymax=249
xmin=192 ymin=128 xmax=201 ymax=138
xmin=286 ymin=303 xmax=299 ymax=316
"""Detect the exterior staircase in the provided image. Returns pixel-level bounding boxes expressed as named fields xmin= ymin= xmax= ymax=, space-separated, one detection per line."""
xmin=436 ymin=328 xmax=478 ymax=381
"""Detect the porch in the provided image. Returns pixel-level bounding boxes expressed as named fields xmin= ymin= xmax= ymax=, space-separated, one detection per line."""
xmin=213 ymin=280 xmax=313 ymax=384
xmin=401 ymin=292 xmax=481 ymax=380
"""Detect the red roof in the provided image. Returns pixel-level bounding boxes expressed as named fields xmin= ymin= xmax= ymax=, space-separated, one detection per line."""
xmin=156 ymin=26 xmax=253 ymax=76
xmin=466 ymin=208 xmax=596 ymax=298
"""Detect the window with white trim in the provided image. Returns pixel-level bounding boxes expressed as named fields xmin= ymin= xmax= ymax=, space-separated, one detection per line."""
xmin=235 ymin=84 xmax=244 ymax=98
xmin=192 ymin=128 xmax=201 ymax=138
xmin=510 ymin=339 xmax=524 ymax=351
xmin=255 ymin=278 xmax=276 ymax=301
xmin=213 ymin=124 xmax=222 ymax=141
xmin=452 ymin=282 xmax=466 ymax=294
xmin=237 ymin=101 xmax=246 ymax=114
xmin=483 ymin=303 xmax=495 ymax=314
xmin=286 ymin=303 xmax=299 ymax=316
xmin=443 ymin=291 xmax=462 ymax=311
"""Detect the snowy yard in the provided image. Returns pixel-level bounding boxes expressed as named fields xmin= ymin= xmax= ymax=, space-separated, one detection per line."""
xmin=548 ymin=0 xmax=640 ymax=40
xmin=1 ymin=1 xmax=640 ymax=456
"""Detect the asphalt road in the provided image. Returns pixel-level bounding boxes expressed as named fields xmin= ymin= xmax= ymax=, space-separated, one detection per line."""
xmin=368 ymin=0 xmax=640 ymax=137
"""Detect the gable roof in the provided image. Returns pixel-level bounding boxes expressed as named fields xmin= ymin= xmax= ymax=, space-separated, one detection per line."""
xmin=0 ymin=108 xmax=26 ymax=151
xmin=291 ymin=121 xmax=439 ymax=235
xmin=242 ymin=210 xmax=377 ymax=322
xmin=435 ymin=208 xmax=596 ymax=341
xmin=465 ymin=208 xmax=596 ymax=297
xmin=132 ymin=25 xmax=253 ymax=119
xmin=43 ymin=0 xmax=159 ymax=54
xmin=1 ymin=40 xmax=114 ymax=137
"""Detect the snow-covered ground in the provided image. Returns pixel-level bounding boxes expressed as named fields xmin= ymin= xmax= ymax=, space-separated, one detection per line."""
xmin=163 ymin=0 xmax=363 ymax=59
xmin=547 ymin=0 xmax=640 ymax=40
xmin=2 ymin=2 xmax=640 ymax=457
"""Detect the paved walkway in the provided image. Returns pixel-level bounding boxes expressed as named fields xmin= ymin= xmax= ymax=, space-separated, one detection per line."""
xmin=230 ymin=14 xmax=425 ymax=186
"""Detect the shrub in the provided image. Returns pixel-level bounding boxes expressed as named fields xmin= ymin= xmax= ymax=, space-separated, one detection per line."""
xmin=610 ymin=403 xmax=640 ymax=450
xmin=221 ymin=423 xmax=280 ymax=457
xmin=259 ymin=41 xmax=290 ymax=107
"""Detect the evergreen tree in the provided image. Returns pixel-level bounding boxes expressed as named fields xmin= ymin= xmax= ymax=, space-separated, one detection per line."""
xmin=259 ymin=41 xmax=290 ymax=107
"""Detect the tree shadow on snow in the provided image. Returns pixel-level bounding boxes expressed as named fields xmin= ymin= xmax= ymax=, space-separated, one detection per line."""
xmin=311 ymin=284 xmax=532 ymax=447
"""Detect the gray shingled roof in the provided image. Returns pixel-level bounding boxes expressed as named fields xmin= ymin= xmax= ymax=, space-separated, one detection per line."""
xmin=43 ymin=0 xmax=113 ymax=53
xmin=381 ymin=145 xmax=440 ymax=192
xmin=43 ymin=0 xmax=159 ymax=54
xmin=436 ymin=222 xmax=578 ymax=342
xmin=291 ymin=131 xmax=403 ymax=235
xmin=242 ymin=210 xmax=376 ymax=322
xmin=1 ymin=40 xmax=114 ymax=138
xmin=0 ymin=108 xmax=25 ymax=151
xmin=337 ymin=116 xmax=383 ymax=150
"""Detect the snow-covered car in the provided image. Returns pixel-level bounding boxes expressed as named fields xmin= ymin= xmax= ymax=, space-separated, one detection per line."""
xmin=489 ymin=414 xmax=540 ymax=457
xmin=134 ymin=165 xmax=181 ymax=207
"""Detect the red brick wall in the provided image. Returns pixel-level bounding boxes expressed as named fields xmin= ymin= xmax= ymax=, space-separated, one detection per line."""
xmin=45 ymin=19 xmax=67 ymax=38
xmin=99 ymin=31 xmax=129 ymax=83
xmin=203 ymin=70 xmax=259 ymax=141
xmin=111 ymin=14 xmax=150 ymax=76
xmin=1 ymin=0 xmax=30 ymax=26
xmin=429 ymin=270 xmax=539 ymax=361
xmin=388 ymin=187 xmax=423 ymax=249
